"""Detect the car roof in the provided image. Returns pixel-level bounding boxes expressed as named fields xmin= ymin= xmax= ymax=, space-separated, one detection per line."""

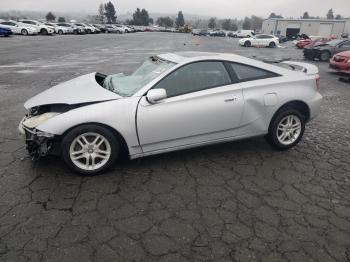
xmin=157 ymin=51 xmax=302 ymax=76
xmin=158 ymin=51 xmax=261 ymax=65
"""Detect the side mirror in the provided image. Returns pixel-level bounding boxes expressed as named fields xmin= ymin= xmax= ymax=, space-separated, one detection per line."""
xmin=146 ymin=89 xmax=167 ymax=104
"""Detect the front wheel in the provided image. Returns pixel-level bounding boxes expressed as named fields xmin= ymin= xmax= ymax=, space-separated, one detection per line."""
xmin=265 ymin=108 xmax=305 ymax=150
xmin=244 ymin=41 xmax=251 ymax=47
xmin=58 ymin=30 xmax=63 ymax=35
xmin=40 ymin=29 xmax=48 ymax=35
xmin=269 ymin=42 xmax=276 ymax=48
xmin=21 ymin=29 xmax=28 ymax=36
xmin=61 ymin=125 xmax=119 ymax=175
xmin=319 ymin=51 xmax=331 ymax=62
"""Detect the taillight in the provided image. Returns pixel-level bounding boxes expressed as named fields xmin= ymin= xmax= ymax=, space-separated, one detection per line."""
xmin=315 ymin=74 xmax=320 ymax=90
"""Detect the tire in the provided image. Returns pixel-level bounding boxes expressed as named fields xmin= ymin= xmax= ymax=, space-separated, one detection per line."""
xmin=58 ymin=30 xmax=63 ymax=35
xmin=61 ymin=124 xmax=120 ymax=175
xmin=21 ymin=29 xmax=28 ymax=36
xmin=265 ymin=108 xmax=306 ymax=150
xmin=40 ymin=28 xmax=48 ymax=35
xmin=319 ymin=51 xmax=331 ymax=62
xmin=244 ymin=41 xmax=251 ymax=47
xmin=246 ymin=35 xmax=251 ymax=38
xmin=87 ymin=29 xmax=91 ymax=34
xmin=269 ymin=42 xmax=276 ymax=48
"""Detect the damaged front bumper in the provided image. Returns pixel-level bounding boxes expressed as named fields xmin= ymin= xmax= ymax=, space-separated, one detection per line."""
xmin=19 ymin=117 xmax=56 ymax=160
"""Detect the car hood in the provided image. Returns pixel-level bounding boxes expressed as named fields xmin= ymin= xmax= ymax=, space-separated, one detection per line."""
xmin=24 ymin=72 xmax=121 ymax=109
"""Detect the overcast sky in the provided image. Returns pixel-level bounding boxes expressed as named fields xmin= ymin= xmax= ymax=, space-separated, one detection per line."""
xmin=1 ymin=0 xmax=349 ymax=19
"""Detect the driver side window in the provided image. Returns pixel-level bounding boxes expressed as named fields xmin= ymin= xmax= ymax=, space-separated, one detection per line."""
xmin=153 ymin=61 xmax=231 ymax=98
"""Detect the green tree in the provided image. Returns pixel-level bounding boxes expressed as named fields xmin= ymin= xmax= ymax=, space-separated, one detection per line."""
xmin=176 ymin=11 xmax=185 ymax=28
xmin=98 ymin=3 xmax=105 ymax=23
xmin=302 ymin=12 xmax=309 ymax=19
xmin=157 ymin=16 xmax=174 ymax=28
xmin=221 ymin=19 xmax=232 ymax=30
xmin=269 ymin=12 xmax=283 ymax=19
xmin=242 ymin=16 xmax=251 ymax=30
xmin=326 ymin=8 xmax=334 ymax=19
xmin=57 ymin=17 xmax=66 ymax=22
xmin=208 ymin=17 xmax=216 ymax=29
xmin=104 ymin=1 xmax=116 ymax=23
xmin=250 ymin=15 xmax=263 ymax=30
xmin=335 ymin=14 xmax=342 ymax=20
xmin=131 ymin=8 xmax=152 ymax=25
xmin=46 ymin=12 xmax=56 ymax=22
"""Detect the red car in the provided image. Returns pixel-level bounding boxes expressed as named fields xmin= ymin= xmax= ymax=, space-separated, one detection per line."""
xmin=329 ymin=51 xmax=350 ymax=73
xmin=296 ymin=37 xmax=335 ymax=49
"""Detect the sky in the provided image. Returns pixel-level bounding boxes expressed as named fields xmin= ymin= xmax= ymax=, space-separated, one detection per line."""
xmin=1 ymin=0 xmax=350 ymax=19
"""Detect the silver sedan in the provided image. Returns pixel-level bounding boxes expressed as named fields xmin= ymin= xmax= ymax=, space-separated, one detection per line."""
xmin=20 ymin=52 xmax=322 ymax=175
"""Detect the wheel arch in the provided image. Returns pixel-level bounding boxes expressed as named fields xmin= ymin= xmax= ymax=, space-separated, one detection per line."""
xmin=60 ymin=122 xmax=130 ymax=157
xmin=269 ymin=100 xmax=310 ymax=129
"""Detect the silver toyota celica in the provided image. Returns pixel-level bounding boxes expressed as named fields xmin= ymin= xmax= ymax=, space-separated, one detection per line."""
xmin=19 ymin=52 xmax=322 ymax=175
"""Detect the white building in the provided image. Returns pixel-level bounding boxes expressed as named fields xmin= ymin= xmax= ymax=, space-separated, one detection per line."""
xmin=262 ymin=18 xmax=350 ymax=38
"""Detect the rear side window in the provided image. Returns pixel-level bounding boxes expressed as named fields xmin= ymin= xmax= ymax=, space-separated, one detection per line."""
xmin=229 ymin=63 xmax=277 ymax=82
xmin=154 ymin=61 xmax=231 ymax=97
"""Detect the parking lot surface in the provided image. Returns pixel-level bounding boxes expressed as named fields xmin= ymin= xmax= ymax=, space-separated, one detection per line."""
xmin=0 ymin=33 xmax=350 ymax=262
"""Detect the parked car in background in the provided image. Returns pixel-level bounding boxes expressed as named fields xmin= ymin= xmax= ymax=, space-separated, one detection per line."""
xmin=86 ymin=23 xmax=100 ymax=33
xmin=227 ymin=31 xmax=238 ymax=38
xmin=73 ymin=23 xmax=96 ymax=34
xmin=329 ymin=51 xmax=350 ymax=74
xmin=44 ymin=23 xmax=71 ymax=35
xmin=232 ymin=30 xmax=255 ymax=38
xmin=56 ymin=23 xmax=83 ymax=34
xmin=19 ymin=19 xmax=55 ymax=35
xmin=304 ymin=39 xmax=350 ymax=61
xmin=296 ymin=36 xmax=335 ymax=49
xmin=209 ymin=30 xmax=226 ymax=37
xmin=341 ymin=33 xmax=349 ymax=39
xmin=274 ymin=34 xmax=287 ymax=43
xmin=0 ymin=26 xmax=12 ymax=37
xmin=192 ymin=29 xmax=207 ymax=36
xmin=239 ymin=34 xmax=279 ymax=48
xmin=103 ymin=25 xmax=119 ymax=33
xmin=0 ymin=20 xmax=38 ymax=35
xmin=93 ymin=24 xmax=108 ymax=33
xmin=114 ymin=24 xmax=128 ymax=33
xmin=19 ymin=52 xmax=321 ymax=175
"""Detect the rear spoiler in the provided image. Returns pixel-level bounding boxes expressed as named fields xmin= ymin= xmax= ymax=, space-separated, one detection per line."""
xmin=280 ymin=61 xmax=319 ymax=75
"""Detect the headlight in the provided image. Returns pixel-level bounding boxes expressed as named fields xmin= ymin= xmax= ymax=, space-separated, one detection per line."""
xmin=23 ymin=112 xmax=60 ymax=129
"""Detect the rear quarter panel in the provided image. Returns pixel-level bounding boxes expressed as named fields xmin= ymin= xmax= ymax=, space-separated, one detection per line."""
xmin=239 ymin=73 xmax=318 ymax=135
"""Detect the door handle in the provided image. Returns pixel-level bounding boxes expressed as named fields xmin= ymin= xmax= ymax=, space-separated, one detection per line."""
xmin=224 ymin=96 xmax=238 ymax=102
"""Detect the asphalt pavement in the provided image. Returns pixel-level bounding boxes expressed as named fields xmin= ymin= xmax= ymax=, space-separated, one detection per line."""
xmin=0 ymin=33 xmax=349 ymax=262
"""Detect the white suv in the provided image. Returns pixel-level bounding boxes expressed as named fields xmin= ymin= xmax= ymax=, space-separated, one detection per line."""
xmin=45 ymin=23 xmax=72 ymax=34
xmin=0 ymin=20 xmax=38 ymax=35
xmin=19 ymin=20 xmax=55 ymax=35
xmin=233 ymin=30 xmax=255 ymax=38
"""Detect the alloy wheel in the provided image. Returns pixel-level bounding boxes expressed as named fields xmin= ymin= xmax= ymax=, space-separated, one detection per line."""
xmin=69 ymin=132 xmax=111 ymax=171
xmin=276 ymin=115 xmax=302 ymax=146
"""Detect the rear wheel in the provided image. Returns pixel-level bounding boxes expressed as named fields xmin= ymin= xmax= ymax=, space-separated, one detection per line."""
xmin=21 ymin=29 xmax=28 ymax=36
xmin=244 ymin=41 xmax=251 ymax=47
xmin=62 ymin=124 xmax=119 ymax=175
xmin=319 ymin=51 xmax=331 ymax=61
xmin=58 ymin=30 xmax=63 ymax=35
xmin=265 ymin=108 xmax=305 ymax=150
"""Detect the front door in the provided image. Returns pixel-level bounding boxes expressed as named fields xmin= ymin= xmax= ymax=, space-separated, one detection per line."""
xmin=136 ymin=61 xmax=245 ymax=153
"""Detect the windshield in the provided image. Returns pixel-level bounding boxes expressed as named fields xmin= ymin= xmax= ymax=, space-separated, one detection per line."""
xmin=103 ymin=57 xmax=176 ymax=97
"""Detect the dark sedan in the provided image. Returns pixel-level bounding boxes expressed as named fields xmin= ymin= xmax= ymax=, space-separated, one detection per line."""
xmin=275 ymin=34 xmax=287 ymax=43
xmin=0 ymin=26 xmax=12 ymax=37
xmin=304 ymin=39 xmax=350 ymax=61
